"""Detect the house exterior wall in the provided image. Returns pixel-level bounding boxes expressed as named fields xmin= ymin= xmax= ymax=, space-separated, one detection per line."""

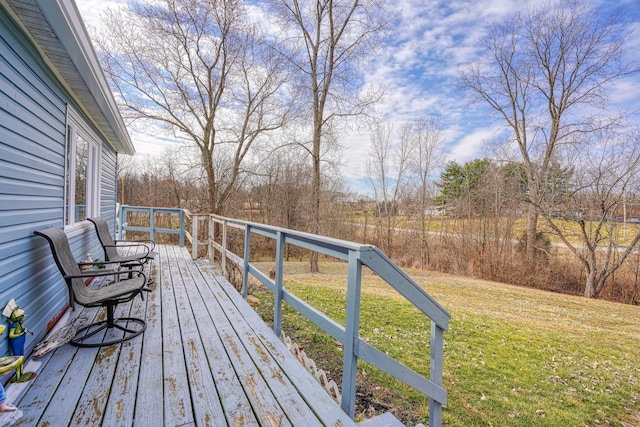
xmin=101 ymin=145 xmax=118 ymax=225
xmin=0 ymin=5 xmax=118 ymax=357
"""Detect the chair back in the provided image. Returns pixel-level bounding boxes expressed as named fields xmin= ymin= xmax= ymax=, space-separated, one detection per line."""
xmin=34 ymin=227 xmax=93 ymax=308
xmin=87 ymin=217 xmax=119 ymax=261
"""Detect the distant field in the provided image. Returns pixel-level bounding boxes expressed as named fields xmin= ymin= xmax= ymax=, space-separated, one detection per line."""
xmin=251 ymin=262 xmax=640 ymax=426
xmin=355 ymin=215 xmax=640 ymax=246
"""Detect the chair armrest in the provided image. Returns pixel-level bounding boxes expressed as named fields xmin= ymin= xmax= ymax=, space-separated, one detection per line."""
xmin=77 ymin=260 xmax=137 ymax=272
xmin=78 ymin=260 xmax=117 ymax=268
xmin=66 ymin=267 xmax=144 ymax=280
xmin=105 ymin=243 xmax=151 ymax=257
xmin=115 ymin=239 xmax=156 ymax=251
xmin=105 ymin=243 xmax=148 ymax=249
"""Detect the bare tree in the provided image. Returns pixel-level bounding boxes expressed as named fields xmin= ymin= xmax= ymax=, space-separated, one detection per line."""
xmin=265 ymin=0 xmax=387 ymax=272
xmin=251 ymin=148 xmax=312 ymax=231
xmin=461 ymin=0 xmax=634 ymax=260
xmin=96 ymin=0 xmax=292 ymax=215
xmin=407 ymin=117 xmax=445 ymax=268
xmin=116 ymin=154 xmax=135 ymax=205
xmin=543 ymin=131 xmax=640 ymax=298
xmin=366 ymin=121 xmax=413 ymax=256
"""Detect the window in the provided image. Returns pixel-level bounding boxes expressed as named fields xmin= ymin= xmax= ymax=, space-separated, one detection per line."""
xmin=65 ymin=106 xmax=101 ymax=227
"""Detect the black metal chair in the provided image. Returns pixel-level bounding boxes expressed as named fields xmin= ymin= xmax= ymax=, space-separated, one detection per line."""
xmin=34 ymin=227 xmax=149 ymax=347
xmin=87 ymin=217 xmax=157 ymax=267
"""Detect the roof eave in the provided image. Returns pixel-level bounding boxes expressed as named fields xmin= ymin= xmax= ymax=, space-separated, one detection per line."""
xmin=4 ymin=0 xmax=135 ymax=155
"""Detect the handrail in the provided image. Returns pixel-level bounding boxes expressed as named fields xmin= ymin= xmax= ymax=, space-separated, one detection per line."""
xmin=115 ymin=206 xmax=451 ymax=425
xmin=117 ymin=205 xmax=185 ymax=246
xmin=183 ymin=210 xmax=210 ymax=258
xmin=208 ymin=214 xmax=450 ymax=427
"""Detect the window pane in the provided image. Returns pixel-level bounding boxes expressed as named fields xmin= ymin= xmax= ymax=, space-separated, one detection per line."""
xmin=75 ymin=135 xmax=88 ymax=222
xmin=65 ymin=108 xmax=101 ymax=228
xmin=65 ymin=126 xmax=73 ymax=225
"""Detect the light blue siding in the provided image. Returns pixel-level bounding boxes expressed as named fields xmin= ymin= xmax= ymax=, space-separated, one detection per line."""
xmin=0 ymin=6 xmax=119 ymax=357
xmin=101 ymin=146 xmax=118 ymax=226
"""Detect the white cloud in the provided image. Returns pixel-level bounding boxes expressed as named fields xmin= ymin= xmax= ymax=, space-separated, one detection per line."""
xmin=77 ymin=0 xmax=640 ymax=192
xmin=76 ymin=0 xmax=127 ymax=29
xmin=446 ymin=125 xmax=502 ymax=163
xmin=125 ymin=126 xmax=180 ymax=157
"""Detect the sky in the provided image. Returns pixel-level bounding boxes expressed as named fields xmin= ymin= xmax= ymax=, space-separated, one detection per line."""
xmin=76 ymin=0 xmax=640 ymax=193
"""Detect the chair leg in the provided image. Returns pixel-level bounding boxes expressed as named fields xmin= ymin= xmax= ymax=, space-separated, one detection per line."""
xmin=71 ymin=305 xmax=146 ymax=348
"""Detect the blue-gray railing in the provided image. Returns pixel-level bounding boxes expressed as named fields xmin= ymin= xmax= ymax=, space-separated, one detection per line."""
xmin=116 ymin=206 xmax=450 ymax=426
xmin=208 ymin=215 xmax=450 ymax=427
xmin=117 ymin=205 xmax=185 ymax=246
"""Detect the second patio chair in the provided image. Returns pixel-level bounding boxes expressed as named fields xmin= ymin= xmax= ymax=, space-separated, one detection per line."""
xmin=88 ymin=217 xmax=157 ymax=268
xmin=34 ymin=227 xmax=149 ymax=347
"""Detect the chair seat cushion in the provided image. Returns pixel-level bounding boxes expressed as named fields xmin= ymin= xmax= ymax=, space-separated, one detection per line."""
xmin=74 ymin=275 xmax=146 ymax=306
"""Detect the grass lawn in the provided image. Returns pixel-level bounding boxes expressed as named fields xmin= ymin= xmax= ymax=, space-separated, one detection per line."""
xmin=250 ymin=262 xmax=640 ymax=426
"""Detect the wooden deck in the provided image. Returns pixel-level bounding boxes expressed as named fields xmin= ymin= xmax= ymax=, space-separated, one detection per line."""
xmin=5 ymin=245 xmax=358 ymax=426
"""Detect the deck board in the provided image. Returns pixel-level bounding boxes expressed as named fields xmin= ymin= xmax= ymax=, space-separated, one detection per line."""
xmin=169 ymin=245 xmax=227 ymax=426
xmin=6 ymin=245 xmax=357 ymax=427
xmin=102 ymin=288 xmax=146 ymax=426
xmin=132 ymin=248 xmax=164 ymax=427
xmin=160 ymin=245 xmax=195 ymax=427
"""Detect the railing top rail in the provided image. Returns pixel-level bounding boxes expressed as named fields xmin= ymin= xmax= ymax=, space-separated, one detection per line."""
xmin=183 ymin=209 xmax=211 ymax=218
xmin=210 ymin=214 xmax=376 ymax=253
xmin=120 ymin=205 xmax=183 ymax=214
xmin=363 ymin=247 xmax=450 ymax=329
xmin=211 ymin=214 xmax=451 ymax=329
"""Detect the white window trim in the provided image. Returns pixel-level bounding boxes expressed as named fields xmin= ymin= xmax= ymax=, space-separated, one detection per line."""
xmin=65 ymin=105 xmax=102 ymax=229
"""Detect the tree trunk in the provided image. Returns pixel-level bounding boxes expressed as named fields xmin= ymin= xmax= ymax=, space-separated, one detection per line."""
xmin=309 ymin=121 xmax=321 ymax=273
xmin=205 ymin=160 xmax=217 ymax=215
xmin=584 ymin=270 xmax=598 ymax=298
xmin=420 ymin=212 xmax=428 ymax=269
xmin=526 ymin=206 xmax=538 ymax=261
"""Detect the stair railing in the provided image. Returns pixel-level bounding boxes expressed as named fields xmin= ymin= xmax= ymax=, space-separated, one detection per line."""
xmin=208 ymin=215 xmax=450 ymax=427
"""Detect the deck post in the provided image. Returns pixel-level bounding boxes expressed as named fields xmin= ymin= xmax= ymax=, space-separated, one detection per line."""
xmin=119 ymin=205 xmax=130 ymax=240
xmin=179 ymin=209 xmax=185 ymax=247
xmin=341 ymin=249 xmax=363 ymax=418
xmin=208 ymin=215 xmax=214 ymax=262
xmin=242 ymin=224 xmax=251 ymax=299
xmin=429 ymin=321 xmax=445 ymax=427
xmin=149 ymin=208 xmax=155 ymax=243
xmin=222 ymin=220 xmax=228 ymax=277
xmin=273 ymin=231 xmax=285 ymax=336
xmin=117 ymin=204 xmax=124 ymax=240
xmin=191 ymin=214 xmax=198 ymax=258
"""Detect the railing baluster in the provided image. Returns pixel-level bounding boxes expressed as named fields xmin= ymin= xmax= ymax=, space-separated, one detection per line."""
xmin=222 ymin=220 xmax=227 ymax=277
xmin=273 ymin=231 xmax=285 ymax=336
xmin=430 ymin=321 xmax=445 ymax=427
xmin=208 ymin=215 xmax=214 ymax=262
xmin=179 ymin=209 xmax=185 ymax=247
xmin=191 ymin=214 xmax=198 ymax=257
xmin=242 ymin=224 xmax=250 ymax=299
xmin=149 ymin=207 xmax=155 ymax=242
xmin=341 ymin=249 xmax=363 ymax=418
xmin=117 ymin=204 xmax=123 ymax=240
